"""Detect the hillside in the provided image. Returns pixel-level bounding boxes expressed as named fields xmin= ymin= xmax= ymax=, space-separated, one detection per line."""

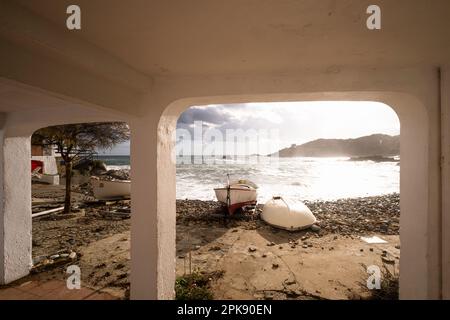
xmin=272 ymin=134 xmax=399 ymax=158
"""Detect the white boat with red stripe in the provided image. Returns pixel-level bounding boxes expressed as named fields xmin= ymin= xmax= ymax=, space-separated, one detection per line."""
xmin=214 ymin=176 xmax=258 ymax=215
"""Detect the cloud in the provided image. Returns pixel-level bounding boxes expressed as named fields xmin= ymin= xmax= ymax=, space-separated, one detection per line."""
xmin=178 ymin=105 xmax=234 ymax=126
xmin=177 ymin=103 xmax=281 ymax=133
xmin=98 ymin=102 xmax=400 ymax=155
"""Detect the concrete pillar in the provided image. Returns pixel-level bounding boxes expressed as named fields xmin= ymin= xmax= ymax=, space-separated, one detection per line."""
xmin=442 ymin=66 xmax=450 ymax=299
xmin=0 ymin=129 xmax=32 ymax=284
xmin=129 ymin=115 xmax=176 ymax=299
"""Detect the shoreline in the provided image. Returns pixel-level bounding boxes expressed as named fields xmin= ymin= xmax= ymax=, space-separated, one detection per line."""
xmin=176 ymin=192 xmax=400 ymax=236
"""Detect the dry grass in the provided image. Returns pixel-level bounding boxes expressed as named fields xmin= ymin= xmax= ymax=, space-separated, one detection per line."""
xmin=175 ymin=270 xmax=224 ymax=300
xmin=357 ymin=263 xmax=399 ymax=300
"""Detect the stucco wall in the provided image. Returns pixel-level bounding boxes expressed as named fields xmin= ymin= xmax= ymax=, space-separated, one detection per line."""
xmin=148 ymin=67 xmax=441 ymax=299
xmin=0 ymin=134 xmax=32 ymax=284
xmin=442 ymin=66 xmax=450 ymax=299
xmin=0 ymin=65 xmax=445 ymax=299
xmin=0 ymin=0 xmax=448 ymax=299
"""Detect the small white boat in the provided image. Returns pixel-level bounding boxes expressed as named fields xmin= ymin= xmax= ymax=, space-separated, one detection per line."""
xmin=91 ymin=177 xmax=131 ymax=200
xmin=261 ymin=196 xmax=316 ymax=231
xmin=214 ymin=178 xmax=257 ymax=214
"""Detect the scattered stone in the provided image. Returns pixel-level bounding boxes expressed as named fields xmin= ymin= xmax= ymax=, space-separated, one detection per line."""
xmin=310 ymin=224 xmax=321 ymax=232
xmin=49 ymin=254 xmax=60 ymax=260
xmin=302 ymin=244 xmax=308 ymax=249
xmin=381 ymin=256 xmax=396 ymax=264
xmin=248 ymin=246 xmax=257 ymax=252
xmin=267 ymin=242 xmax=275 ymax=246
xmin=69 ymin=252 xmax=77 ymax=259
xmin=302 ymin=193 xmax=399 ymax=236
xmin=253 ymin=293 xmax=265 ymax=299
xmin=272 ymin=263 xmax=279 ymax=269
xmin=32 ymin=256 xmax=46 ymax=265
xmin=264 ymin=291 xmax=274 ymax=300
xmin=284 ymin=278 xmax=296 ymax=285
xmin=115 ymin=263 xmax=126 ymax=270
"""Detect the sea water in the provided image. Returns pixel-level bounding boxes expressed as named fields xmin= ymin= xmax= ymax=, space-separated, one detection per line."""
xmin=97 ymin=155 xmax=399 ymax=202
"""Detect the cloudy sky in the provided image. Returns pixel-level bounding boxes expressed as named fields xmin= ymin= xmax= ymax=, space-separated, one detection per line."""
xmin=102 ymin=101 xmax=400 ymax=155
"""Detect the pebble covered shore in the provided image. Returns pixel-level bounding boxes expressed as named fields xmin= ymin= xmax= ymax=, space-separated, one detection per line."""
xmin=176 ymin=193 xmax=400 ymax=236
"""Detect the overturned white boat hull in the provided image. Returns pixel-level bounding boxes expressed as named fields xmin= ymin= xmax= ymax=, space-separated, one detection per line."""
xmin=91 ymin=178 xmax=131 ymax=200
xmin=261 ymin=196 xmax=316 ymax=231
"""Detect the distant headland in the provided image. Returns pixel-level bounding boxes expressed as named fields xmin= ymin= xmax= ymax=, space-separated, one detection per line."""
xmin=270 ymin=134 xmax=400 ymax=159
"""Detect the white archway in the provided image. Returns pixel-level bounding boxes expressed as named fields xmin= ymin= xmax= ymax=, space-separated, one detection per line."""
xmin=139 ymin=91 xmax=436 ymax=299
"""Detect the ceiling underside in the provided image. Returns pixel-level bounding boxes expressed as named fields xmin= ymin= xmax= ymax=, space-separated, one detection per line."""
xmin=13 ymin=0 xmax=450 ymax=77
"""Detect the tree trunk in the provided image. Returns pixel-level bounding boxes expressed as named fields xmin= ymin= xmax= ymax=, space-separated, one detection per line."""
xmin=64 ymin=161 xmax=72 ymax=214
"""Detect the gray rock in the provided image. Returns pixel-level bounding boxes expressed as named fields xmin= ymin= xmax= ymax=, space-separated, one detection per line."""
xmin=381 ymin=256 xmax=395 ymax=264
xmin=32 ymin=256 xmax=46 ymax=265
xmin=263 ymin=291 xmax=274 ymax=300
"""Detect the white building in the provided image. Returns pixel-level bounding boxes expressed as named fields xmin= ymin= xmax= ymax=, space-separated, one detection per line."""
xmin=31 ymin=144 xmax=59 ymax=185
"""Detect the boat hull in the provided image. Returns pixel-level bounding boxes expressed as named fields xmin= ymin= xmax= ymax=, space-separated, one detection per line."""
xmin=261 ymin=197 xmax=316 ymax=231
xmin=214 ymin=187 xmax=257 ymax=214
xmin=91 ymin=178 xmax=131 ymax=200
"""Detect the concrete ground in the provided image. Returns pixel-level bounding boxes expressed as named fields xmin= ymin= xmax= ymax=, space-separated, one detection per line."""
xmin=0 ymin=223 xmax=399 ymax=300
xmin=177 ymin=223 xmax=400 ymax=300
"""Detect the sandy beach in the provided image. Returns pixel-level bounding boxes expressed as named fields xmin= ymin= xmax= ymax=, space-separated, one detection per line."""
xmin=8 ymin=182 xmax=401 ymax=300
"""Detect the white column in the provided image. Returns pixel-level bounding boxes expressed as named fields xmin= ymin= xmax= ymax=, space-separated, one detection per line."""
xmin=442 ymin=66 xmax=450 ymax=299
xmin=393 ymin=89 xmax=441 ymax=299
xmin=0 ymin=132 xmax=32 ymax=284
xmin=129 ymin=115 xmax=176 ymax=299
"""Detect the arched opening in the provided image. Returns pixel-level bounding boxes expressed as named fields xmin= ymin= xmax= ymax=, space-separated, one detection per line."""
xmin=22 ymin=121 xmax=132 ymax=299
xmin=152 ymin=91 xmax=433 ymax=300
xmin=27 ymin=121 xmax=131 ymax=299
xmin=174 ymin=101 xmax=400 ymax=299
